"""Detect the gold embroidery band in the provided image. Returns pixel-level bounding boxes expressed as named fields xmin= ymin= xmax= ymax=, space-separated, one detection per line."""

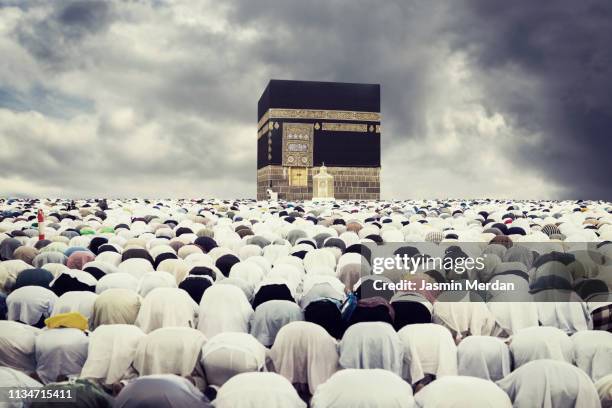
xmin=257 ymin=125 xmax=269 ymax=139
xmin=321 ymin=122 xmax=368 ymax=132
xmin=258 ymin=108 xmax=380 ymax=131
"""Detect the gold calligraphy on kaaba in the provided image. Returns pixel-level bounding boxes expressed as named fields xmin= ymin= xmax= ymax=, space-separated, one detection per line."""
xmin=321 ymin=122 xmax=368 ymax=132
xmin=258 ymin=108 xmax=380 ymax=131
xmin=282 ymin=123 xmax=313 ymax=167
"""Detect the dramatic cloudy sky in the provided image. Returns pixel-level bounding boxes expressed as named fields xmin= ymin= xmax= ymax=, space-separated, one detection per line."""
xmin=1 ymin=0 xmax=611 ymax=200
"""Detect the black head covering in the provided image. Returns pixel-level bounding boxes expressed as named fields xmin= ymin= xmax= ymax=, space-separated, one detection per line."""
xmin=215 ymin=254 xmax=240 ymax=277
xmin=88 ymin=237 xmax=108 ymax=255
xmin=391 ymin=298 xmax=432 ymax=330
xmin=304 ymin=299 xmax=345 ymax=339
xmin=347 ymin=296 xmax=395 ymax=326
xmin=154 ymin=252 xmax=177 ymax=269
xmin=194 ymin=236 xmax=217 ymax=253
xmin=121 ymin=248 xmax=154 ymax=265
xmin=252 ymin=284 xmax=294 ymax=309
xmin=50 ymin=272 xmax=96 ymax=296
xmin=14 ymin=268 xmax=54 ymax=290
xmin=179 ymin=276 xmax=213 ymax=303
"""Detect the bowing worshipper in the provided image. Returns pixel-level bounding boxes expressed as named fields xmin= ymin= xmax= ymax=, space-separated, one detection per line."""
xmin=80 ymin=324 xmax=146 ymax=388
xmin=29 ymin=379 xmax=114 ymax=408
xmin=252 ymin=280 xmax=295 ymax=309
xmin=0 ymin=237 xmax=22 ymax=260
xmin=95 ymin=273 xmax=139 ymax=294
xmin=250 ymin=299 xmax=304 ymax=347
xmin=588 ymin=294 xmax=612 ymax=332
xmin=132 ymin=327 xmax=206 ymax=388
xmin=229 ymin=261 xmax=266 ymax=288
xmin=508 ymin=326 xmax=574 ymax=369
xmin=213 ymin=372 xmax=306 ymax=408
xmin=397 ymin=323 xmax=458 ymax=388
xmin=311 ymin=369 xmax=414 ymax=408
xmin=91 ymin=288 xmax=141 ymax=329
xmin=571 ymin=330 xmax=612 ymax=382
xmin=66 ymin=250 xmax=96 ymax=270
xmin=49 ymin=269 xmax=97 ymax=296
xmin=51 ymin=291 xmax=98 ymax=321
xmin=0 ymin=320 xmax=40 ymax=374
xmin=270 ymin=321 xmax=339 ymax=397
xmin=13 ymin=267 xmax=54 ymax=290
xmin=336 ymin=253 xmax=364 ymax=292
xmin=304 ymin=299 xmax=345 ymax=339
xmin=0 ymin=366 xmax=43 ymax=407
xmin=414 ymin=376 xmax=511 ymax=408
xmin=114 ymin=375 xmax=212 ymax=408
xmin=12 ymin=246 xmax=39 ymax=266
xmin=457 ymin=336 xmax=511 ymax=382
xmin=117 ymin=258 xmax=155 ymax=280
xmin=300 ymin=275 xmax=346 ymax=309
xmin=346 ymin=296 xmax=396 ymax=326
xmin=178 ymin=274 xmax=212 ymax=303
xmin=83 ymin=261 xmax=119 ymax=280
xmin=595 ymin=374 xmax=612 ymax=408
xmin=390 ymin=292 xmax=433 ymax=331
xmin=338 ymin=322 xmax=403 ymax=376
xmin=137 ymin=271 xmax=177 ymax=297
xmin=134 ymin=287 xmax=198 ymax=333
xmin=497 ymin=360 xmax=601 ymax=408
xmin=432 ymin=298 xmax=499 ymax=342
xmin=6 ymin=285 xmax=57 ymax=327
xmin=534 ymin=292 xmax=592 ymax=334
xmin=0 ymin=259 xmax=31 ymax=293
xmin=200 ymin=332 xmax=266 ymax=387
xmin=197 ymin=284 xmax=253 ymax=338
xmin=34 ymin=325 xmax=89 ymax=384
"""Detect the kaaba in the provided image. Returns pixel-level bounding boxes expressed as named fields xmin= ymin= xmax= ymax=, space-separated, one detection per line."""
xmin=257 ymin=79 xmax=381 ymax=201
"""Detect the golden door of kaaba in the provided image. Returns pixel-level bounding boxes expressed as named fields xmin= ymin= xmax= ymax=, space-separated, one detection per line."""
xmin=288 ymin=167 xmax=308 ymax=187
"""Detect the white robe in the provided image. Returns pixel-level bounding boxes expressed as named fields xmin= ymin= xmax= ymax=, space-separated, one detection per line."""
xmin=6 ymin=286 xmax=57 ymax=325
xmin=457 ymin=335 xmax=511 ymax=381
xmin=571 ymin=330 xmax=612 ymax=382
xmin=133 ymin=327 xmax=206 ymax=376
xmin=35 ymin=328 xmax=89 ymax=384
xmin=80 ymin=324 xmax=145 ymax=384
xmin=51 ymin=291 xmax=98 ymax=320
xmin=415 ymin=375 xmax=511 ymax=408
xmin=249 ymin=300 xmax=304 ymax=346
xmin=311 ymin=369 xmax=414 ymax=408
xmin=397 ymin=323 xmax=458 ymax=384
xmin=0 ymin=321 xmax=40 ymax=373
xmin=270 ymin=321 xmax=339 ymax=394
xmin=197 ymin=284 xmax=253 ymax=338
xmin=509 ymin=326 xmax=574 ymax=368
xmin=497 ymin=359 xmax=601 ymax=408
xmin=135 ymin=287 xmax=198 ymax=333
xmin=339 ymin=322 xmax=403 ymax=376
xmin=214 ymin=372 xmax=306 ymax=408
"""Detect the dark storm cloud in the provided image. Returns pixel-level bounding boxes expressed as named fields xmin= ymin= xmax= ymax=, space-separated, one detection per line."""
xmin=15 ymin=0 xmax=114 ymax=68
xmin=449 ymin=0 xmax=612 ymax=200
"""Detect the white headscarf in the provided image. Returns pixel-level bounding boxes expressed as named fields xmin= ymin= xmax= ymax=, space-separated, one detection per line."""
xmin=51 ymin=291 xmax=98 ymax=321
xmin=432 ymin=301 xmax=497 ymax=341
xmin=571 ymin=330 xmax=612 ymax=382
xmin=509 ymin=326 xmax=574 ymax=368
xmin=214 ymin=372 xmax=306 ymax=408
xmin=0 ymin=321 xmax=40 ymax=373
xmin=91 ymin=288 xmax=141 ymax=329
xmin=80 ymin=324 xmax=145 ymax=385
xmin=415 ymin=375 xmax=511 ymax=408
xmin=135 ymin=287 xmax=198 ymax=333
xmin=6 ymin=286 xmax=57 ymax=325
xmin=197 ymin=284 xmax=253 ymax=338
xmin=397 ymin=323 xmax=458 ymax=384
xmin=487 ymin=301 xmax=539 ymax=335
xmin=249 ymin=300 xmax=304 ymax=347
xmin=457 ymin=336 xmax=511 ymax=381
xmin=95 ymin=272 xmax=139 ymax=294
xmin=497 ymin=359 xmax=601 ymax=408
xmin=201 ymin=332 xmax=266 ymax=387
xmin=35 ymin=328 xmax=89 ymax=384
xmin=311 ymin=369 xmax=414 ymax=408
xmin=594 ymin=374 xmax=612 ymax=408
xmin=536 ymin=300 xmax=591 ymax=334
xmin=137 ymin=271 xmax=177 ymax=297
xmin=133 ymin=327 xmax=206 ymax=377
xmin=270 ymin=321 xmax=339 ymax=395
xmin=339 ymin=322 xmax=403 ymax=376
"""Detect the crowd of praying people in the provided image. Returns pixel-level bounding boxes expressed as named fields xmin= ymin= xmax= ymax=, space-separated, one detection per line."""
xmin=0 ymin=197 xmax=611 ymax=408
